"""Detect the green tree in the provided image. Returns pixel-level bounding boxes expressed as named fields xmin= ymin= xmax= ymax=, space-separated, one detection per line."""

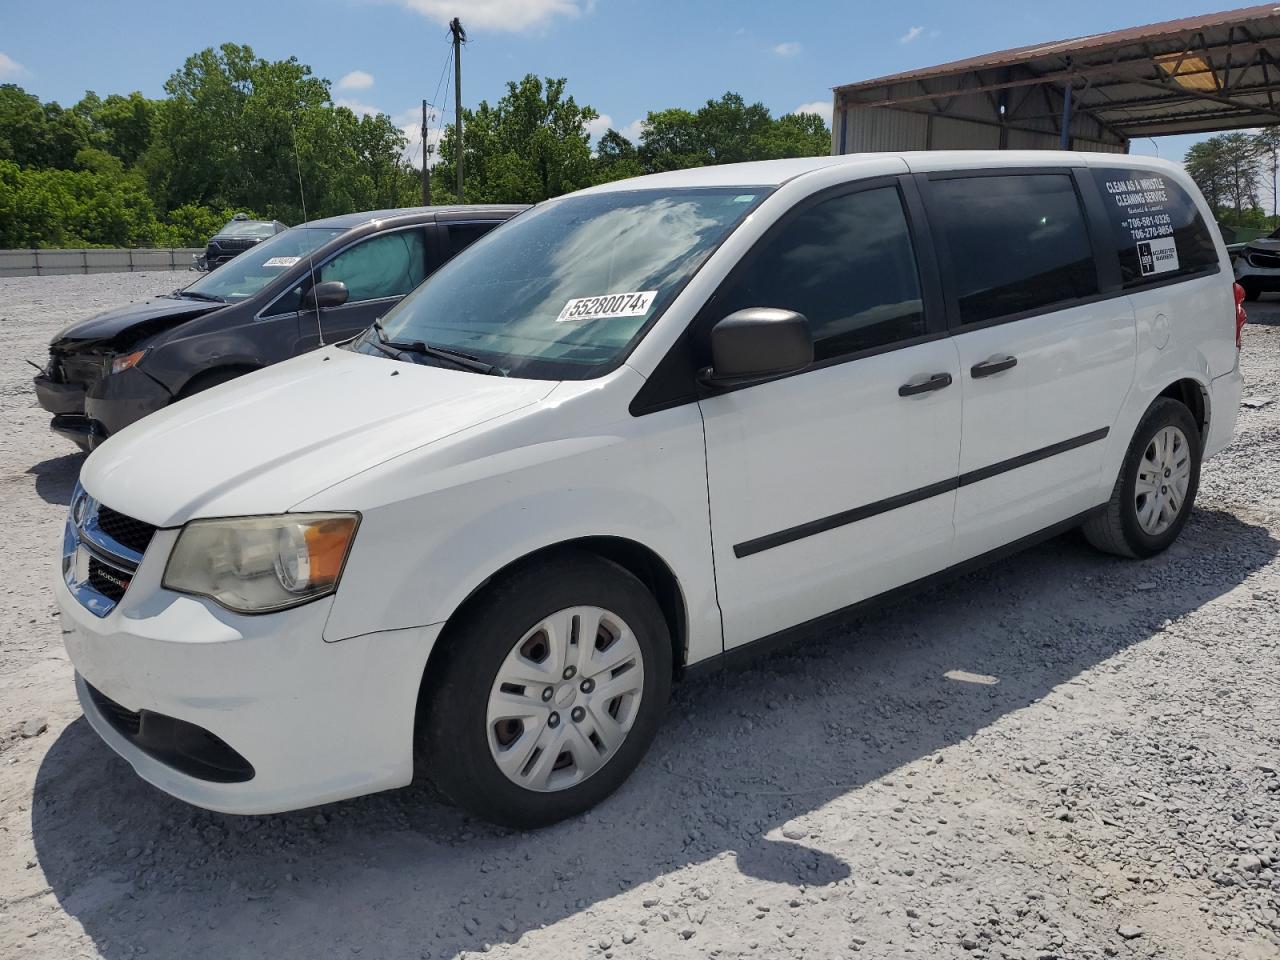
xmin=1185 ymin=133 xmax=1261 ymax=221
xmin=1253 ymin=127 xmax=1280 ymax=217
xmin=432 ymin=75 xmax=598 ymax=204
xmin=633 ymin=93 xmax=830 ymax=174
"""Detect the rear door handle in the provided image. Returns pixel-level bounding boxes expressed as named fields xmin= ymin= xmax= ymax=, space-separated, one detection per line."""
xmin=970 ymin=355 xmax=1018 ymax=378
xmin=898 ymin=372 xmax=953 ymax=397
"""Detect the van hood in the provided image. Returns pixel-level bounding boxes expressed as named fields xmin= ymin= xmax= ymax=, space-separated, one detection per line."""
xmin=53 ymin=294 xmax=222 ymax=346
xmin=80 ymin=347 xmax=557 ymax=527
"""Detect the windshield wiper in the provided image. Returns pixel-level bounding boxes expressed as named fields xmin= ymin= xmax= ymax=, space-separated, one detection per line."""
xmin=180 ymin=290 xmax=225 ymax=303
xmin=372 ymin=320 xmax=503 ymax=376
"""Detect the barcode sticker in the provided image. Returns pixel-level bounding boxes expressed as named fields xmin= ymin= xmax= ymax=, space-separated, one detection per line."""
xmin=557 ymin=291 xmax=658 ymax=323
xmin=263 ymin=256 xmax=300 ymax=268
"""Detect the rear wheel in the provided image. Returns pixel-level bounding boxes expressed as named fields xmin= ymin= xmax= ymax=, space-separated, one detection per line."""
xmin=420 ymin=551 xmax=672 ymax=829
xmin=1083 ymin=397 xmax=1201 ymax=558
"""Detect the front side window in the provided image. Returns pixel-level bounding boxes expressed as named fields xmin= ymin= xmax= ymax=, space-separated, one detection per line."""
xmin=367 ymin=188 xmax=767 ymax=379
xmin=320 ymin=229 xmax=427 ymax=302
xmin=184 ymin=227 xmax=343 ymax=303
xmin=1090 ymin=167 xmax=1219 ymax=288
xmin=930 ymin=174 xmax=1099 ymax=325
xmin=710 ymin=186 xmax=926 ymax=362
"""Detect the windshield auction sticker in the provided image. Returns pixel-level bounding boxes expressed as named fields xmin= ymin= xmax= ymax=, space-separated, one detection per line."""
xmin=1101 ymin=175 xmax=1180 ymax=276
xmin=557 ymin=291 xmax=658 ymax=323
xmin=263 ymin=256 xmax=300 ymax=268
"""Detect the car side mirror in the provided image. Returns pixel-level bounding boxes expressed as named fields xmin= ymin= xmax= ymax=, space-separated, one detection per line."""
xmin=698 ymin=308 xmax=813 ymax=389
xmin=303 ymin=280 xmax=349 ymax=310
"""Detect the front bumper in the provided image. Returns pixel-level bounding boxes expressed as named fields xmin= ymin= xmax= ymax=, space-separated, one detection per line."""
xmin=1234 ymin=256 xmax=1280 ymax=290
xmin=36 ymin=365 xmax=173 ymax=448
xmin=57 ymin=535 xmax=441 ymax=814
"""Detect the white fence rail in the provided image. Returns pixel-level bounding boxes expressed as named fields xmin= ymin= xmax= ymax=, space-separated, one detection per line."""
xmin=0 ymin=248 xmax=204 ymax=278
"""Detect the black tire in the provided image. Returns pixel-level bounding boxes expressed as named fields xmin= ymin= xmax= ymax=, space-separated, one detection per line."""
xmin=1083 ymin=397 xmax=1201 ymax=559
xmin=420 ymin=550 xmax=673 ymax=829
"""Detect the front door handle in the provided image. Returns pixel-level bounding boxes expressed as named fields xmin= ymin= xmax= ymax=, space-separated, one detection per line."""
xmin=898 ymin=372 xmax=953 ymax=397
xmin=971 ymin=355 xmax=1018 ymax=378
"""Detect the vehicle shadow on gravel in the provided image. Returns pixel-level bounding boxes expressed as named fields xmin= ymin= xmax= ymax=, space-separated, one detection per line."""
xmin=27 ymin=452 xmax=84 ymax=506
xmin=29 ymin=507 xmax=1279 ymax=960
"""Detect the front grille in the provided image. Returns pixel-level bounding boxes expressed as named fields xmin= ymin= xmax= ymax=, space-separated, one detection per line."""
xmin=87 ymin=555 xmax=131 ymax=602
xmin=1248 ymin=249 xmax=1280 ymax=269
xmin=96 ymin=506 xmax=156 ymax=556
xmin=86 ymin=683 xmax=142 ymax=737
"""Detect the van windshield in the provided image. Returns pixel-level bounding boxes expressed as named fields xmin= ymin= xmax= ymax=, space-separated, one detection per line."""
xmin=365 ymin=187 xmax=768 ymax=379
xmin=183 ymin=227 xmax=343 ymax=302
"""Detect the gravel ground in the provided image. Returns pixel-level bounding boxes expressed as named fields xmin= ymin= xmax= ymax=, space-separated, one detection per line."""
xmin=1 ymin=272 xmax=1279 ymax=960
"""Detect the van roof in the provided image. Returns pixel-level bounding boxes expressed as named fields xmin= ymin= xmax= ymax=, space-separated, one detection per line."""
xmin=574 ymin=151 xmax=1184 ymax=194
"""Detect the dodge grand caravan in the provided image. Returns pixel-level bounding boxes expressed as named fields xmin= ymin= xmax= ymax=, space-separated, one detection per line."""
xmin=57 ymin=152 xmax=1245 ymax=828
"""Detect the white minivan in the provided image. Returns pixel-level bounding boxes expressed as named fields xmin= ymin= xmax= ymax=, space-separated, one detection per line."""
xmin=57 ymin=152 xmax=1246 ymax=828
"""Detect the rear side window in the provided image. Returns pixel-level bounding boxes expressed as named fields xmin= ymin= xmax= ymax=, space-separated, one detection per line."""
xmin=929 ymin=174 xmax=1098 ymax=325
xmin=1090 ymin=167 xmax=1219 ymax=288
xmin=446 ymin=221 xmax=499 ymax=257
xmin=711 ymin=186 xmax=926 ymax=362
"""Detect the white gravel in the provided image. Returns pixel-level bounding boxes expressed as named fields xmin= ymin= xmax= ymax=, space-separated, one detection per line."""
xmin=1 ymin=273 xmax=1279 ymax=960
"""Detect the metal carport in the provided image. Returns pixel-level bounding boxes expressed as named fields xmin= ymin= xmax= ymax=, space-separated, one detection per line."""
xmin=832 ymin=4 xmax=1280 ymax=155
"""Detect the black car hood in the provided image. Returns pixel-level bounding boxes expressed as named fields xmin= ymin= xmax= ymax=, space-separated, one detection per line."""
xmin=52 ymin=295 xmax=224 ymax=346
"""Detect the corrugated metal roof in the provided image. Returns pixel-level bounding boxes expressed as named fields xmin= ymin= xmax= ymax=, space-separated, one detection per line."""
xmin=836 ymin=4 xmax=1280 ymax=93
xmin=833 ymin=4 xmax=1280 ymax=142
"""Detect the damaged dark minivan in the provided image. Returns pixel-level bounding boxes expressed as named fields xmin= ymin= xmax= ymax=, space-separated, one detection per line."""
xmin=34 ymin=205 xmax=524 ymax=450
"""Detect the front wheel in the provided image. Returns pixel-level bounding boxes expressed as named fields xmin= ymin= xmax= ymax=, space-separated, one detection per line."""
xmin=1083 ymin=397 xmax=1201 ymax=558
xmin=420 ymin=551 xmax=672 ymax=828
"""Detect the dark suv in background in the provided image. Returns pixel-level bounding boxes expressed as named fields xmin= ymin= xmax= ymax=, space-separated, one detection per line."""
xmin=34 ymin=205 xmax=525 ymax=450
xmin=203 ymin=214 xmax=289 ymax=270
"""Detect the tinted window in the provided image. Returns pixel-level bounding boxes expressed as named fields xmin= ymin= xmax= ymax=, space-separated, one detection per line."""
xmin=1090 ymin=167 xmax=1219 ymax=287
xmin=320 ymin=229 xmax=427 ymax=302
xmin=447 ymin=221 xmax=498 ymax=256
xmin=712 ymin=186 xmax=926 ymax=362
xmin=931 ymin=174 xmax=1098 ymax=325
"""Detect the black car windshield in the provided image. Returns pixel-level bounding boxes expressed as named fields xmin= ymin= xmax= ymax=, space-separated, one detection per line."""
xmin=184 ymin=227 xmax=343 ymax=302
xmin=367 ymin=187 xmax=769 ymax=379
xmin=217 ymin=219 xmax=279 ymax=239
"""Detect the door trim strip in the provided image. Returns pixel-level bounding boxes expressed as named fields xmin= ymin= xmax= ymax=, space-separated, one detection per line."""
xmin=731 ymin=427 xmax=1110 ymax=559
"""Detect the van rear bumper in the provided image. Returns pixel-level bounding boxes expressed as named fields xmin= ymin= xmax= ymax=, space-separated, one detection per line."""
xmin=1205 ymin=367 xmax=1243 ymax=461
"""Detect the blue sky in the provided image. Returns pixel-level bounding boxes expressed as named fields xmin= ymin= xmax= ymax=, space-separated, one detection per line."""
xmin=0 ymin=0 xmax=1219 ymax=163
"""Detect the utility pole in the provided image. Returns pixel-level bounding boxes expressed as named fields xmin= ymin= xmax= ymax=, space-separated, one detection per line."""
xmin=420 ymin=99 xmax=431 ymax=206
xmin=450 ymin=17 xmax=466 ymax=203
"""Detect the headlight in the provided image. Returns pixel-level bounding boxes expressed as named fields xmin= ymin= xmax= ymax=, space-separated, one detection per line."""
xmin=111 ymin=349 xmax=149 ymax=374
xmin=162 ymin=513 xmax=359 ymax=613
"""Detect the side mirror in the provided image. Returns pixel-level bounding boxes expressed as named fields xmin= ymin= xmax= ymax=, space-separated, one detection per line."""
xmin=303 ymin=280 xmax=349 ymax=310
xmin=699 ymin=308 xmax=813 ymax=389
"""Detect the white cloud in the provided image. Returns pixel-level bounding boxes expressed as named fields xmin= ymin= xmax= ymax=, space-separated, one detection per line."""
xmin=338 ymin=69 xmax=375 ymax=91
xmin=773 ymin=41 xmax=802 ymax=57
xmin=585 ymin=113 xmax=613 ymax=140
xmin=391 ymin=0 xmax=585 ymax=32
xmin=899 ymin=26 xmax=924 ymax=44
xmin=395 ymin=106 xmax=446 ymax=170
xmin=620 ymin=118 xmax=646 ymax=143
xmin=0 ymin=52 xmax=26 ymax=80
xmin=336 ymin=98 xmax=381 ymax=117
xmin=793 ymin=100 xmax=833 ymax=127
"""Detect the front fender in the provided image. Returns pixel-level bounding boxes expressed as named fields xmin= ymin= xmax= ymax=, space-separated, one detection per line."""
xmin=305 ymin=393 xmax=723 ymax=667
